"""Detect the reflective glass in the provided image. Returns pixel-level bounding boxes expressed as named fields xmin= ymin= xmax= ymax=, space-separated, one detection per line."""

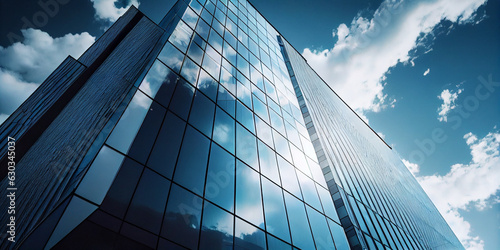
xmin=158 ymin=42 xmax=185 ymax=73
xmin=236 ymin=123 xmax=258 ymax=170
xmin=197 ymin=70 xmax=219 ymax=101
xmin=168 ymin=21 xmax=193 ymax=53
xmin=252 ymin=94 xmax=269 ymax=123
xmin=224 ymin=32 xmax=237 ymax=50
xmin=277 ymin=156 xmax=302 ymax=199
xmin=76 ymin=146 xmax=124 ymax=205
xmin=213 ymin=107 xmax=235 ymax=154
xmin=169 ymin=78 xmax=195 ymax=120
xmin=162 ymin=184 xmax=202 ymax=249
xmin=196 ymin=18 xmax=210 ymax=41
xmin=328 ymin=219 xmax=350 ymax=250
xmin=317 ymin=186 xmax=340 ymax=223
xmin=147 ymin=112 xmax=186 ymax=179
xmin=267 ymin=234 xmax=292 ymax=250
xmin=209 ymin=29 xmax=223 ymax=53
xmin=236 ymin=81 xmax=252 ymax=108
xmin=205 ymin=143 xmax=235 ymax=212
xmin=174 ymin=125 xmax=210 ymax=196
xmin=180 ymin=57 xmax=200 ymax=85
xmin=217 ymin=86 xmax=236 ymax=117
xmin=283 ymin=192 xmax=315 ymax=250
xmin=255 ymin=115 xmax=273 ymax=148
xmin=189 ymin=91 xmax=216 ymax=137
xmin=202 ymin=54 xmax=221 ymax=80
xmin=199 ymin=202 xmax=234 ymax=250
xmin=306 ymin=206 xmax=335 ymax=250
xmin=236 ymin=161 xmax=264 ymax=228
xmin=139 ymin=60 xmax=175 ymax=99
xmin=290 ymin=144 xmax=312 ymax=177
xmin=125 ymin=169 xmax=170 ymax=234
xmin=297 ymin=171 xmax=322 ymax=211
xmin=220 ymin=67 xmax=237 ymax=95
xmin=257 ymin=140 xmax=280 ymax=184
xmin=106 ymin=90 xmax=152 ymax=155
xmin=261 ymin=178 xmax=291 ymax=243
xmin=272 ymin=130 xmax=292 ymax=163
xmin=234 ymin=217 xmax=266 ymax=250
xmin=236 ymin=101 xmax=255 ymax=134
xmin=187 ymin=42 xmax=204 ymax=65
xmin=237 ymin=54 xmax=249 ymax=77
xmin=182 ymin=7 xmax=198 ymax=29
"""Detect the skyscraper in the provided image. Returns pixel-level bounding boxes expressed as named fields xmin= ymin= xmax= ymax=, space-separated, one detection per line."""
xmin=0 ymin=0 xmax=462 ymax=249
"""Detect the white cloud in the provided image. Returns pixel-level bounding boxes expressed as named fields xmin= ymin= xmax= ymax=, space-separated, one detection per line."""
xmin=377 ymin=132 xmax=386 ymax=139
xmin=90 ymin=0 xmax=140 ymax=23
xmin=423 ymin=68 xmax=431 ymax=76
xmin=302 ymin=0 xmax=487 ymax=118
xmin=437 ymin=88 xmax=463 ymax=122
xmin=411 ymin=131 xmax=500 ymax=249
xmin=0 ymin=29 xmax=95 ymax=121
xmin=402 ymin=158 xmax=420 ymax=176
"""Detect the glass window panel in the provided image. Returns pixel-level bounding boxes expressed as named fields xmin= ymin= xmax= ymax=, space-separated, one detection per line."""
xmin=107 ymin=90 xmax=152 ymax=155
xmin=258 ymin=140 xmax=280 ymax=184
xmin=139 ymin=60 xmax=174 ymax=99
xmin=252 ymin=95 xmax=269 ymax=123
xmin=189 ymin=1 xmax=203 ymax=14
xmin=224 ymin=31 xmax=237 ymax=50
xmin=174 ymin=126 xmax=210 ymax=195
xmin=147 ymin=64 xmax=178 ymax=108
xmin=283 ymin=192 xmax=315 ymax=250
xmin=126 ymin=169 xmax=170 ymax=234
xmin=328 ymin=219 xmax=350 ymax=250
xmin=223 ymin=41 xmax=237 ymax=66
xmin=205 ymin=143 xmax=235 ymax=212
xmin=147 ymin=112 xmax=186 ymax=179
xmin=290 ymin=144 xmax=311 ymax=177
xmin=264 ymin=78 xmax=278 ymax=101
xmin=236 ymin=161 xmax=264 ymax=228
xmin=199 ymin=202 xmax=234 ymax=250
xmin=76 ymin=146 xmax=124 ymax=205
xmin=187 ymin=42 xmax=204 ymax=65
xmin=297 ymin=171 xmax=322 ymax=211
xmin=236 ymin=101 xmax=255 ymax=134
xmin=220 ymin=67 xmax=236 ymax=95
xmin=267 ymin=234 xmax=292 ymax=250
xmin=168 ymin=21 xmax=193 ymax=53
xmin=197 ymin=70 xmax=218 ymax=101
xmin=205 ymin=1 xmax=216 ymax=14
xmin=222 ymin=57 xmax=238 ymax=76
xmin=189 ymin=91 xmax=215 ymax=138
xmin=214 ymin=8 xmax=226 ymax=25
xmin=255 ymin=115 xmax=273 ymax=148
xmin=181 ymin=57 xmax=200 ymax=85
xmin=306 ymin=206 xmax=335 ymax=250
xmin=236 ymin=123 xmax=258 ymax=170
xmin=200 ymin=7 xmax=213 ymax=25
xmin=236 ymin=81 xmax=252 ymax=108
xmin=209 ymin=29 xmax=223 ymax=53
xmin=251 ymin=83 xmax=266 ymax=103
xmin=202 ymin=54 xmax=221 ymax=80
xmin=284 ymin=121 xmax=302 ymax=149
xmin=196 ymin=18 xmax=210 ymax=41
xmin=261 ymin=178 xmax=291 ymax=243
xmin=237 ymin=54 xmax=249 ymax=77
xmin=217 ymin=86 xmax=236 ymax=118
xmin=128 ymin=101 xmax=166 ymax=164
xmin=169 ymin=78 xmax=195 ymax=120
xmin=226 ymin=18 xmax=237 ymax=36
xmin=101 ymin=158 xmax=143 ymax=218
xmin=268 ymin=109 xmax=284 ymax=134
xmin=272 ymin=129 xmax=292 ymax=163
xmin=300 ymin=135 xmax=317 ymax=160
xmin=162 ymin=184 xmax=202 ymax=249
xmin=213 ymin=107 xmax=235 ymax=154
xmin=317 ymin=186 xmax=340 ymax=223
xmin=234 ymin=217 xmax=266 ymax=250
xmin=277 ymin=156 xmax=302 ymax=199
xmin=182 ymin=7 xmax=199 ymax=29
xmin=308 ymin=157 xmax=327 ymax=188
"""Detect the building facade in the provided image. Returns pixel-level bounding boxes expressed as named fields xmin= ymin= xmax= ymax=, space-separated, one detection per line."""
xmin=0 ymin=0 xmax=462 ymax=249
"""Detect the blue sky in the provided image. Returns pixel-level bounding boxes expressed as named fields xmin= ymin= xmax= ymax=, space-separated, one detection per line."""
xmin=0 ymin=0 xmax=499 ymax=249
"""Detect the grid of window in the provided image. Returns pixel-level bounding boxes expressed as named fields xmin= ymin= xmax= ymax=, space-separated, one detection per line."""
xmin=51 ymin=0 xmax=348 ymax=249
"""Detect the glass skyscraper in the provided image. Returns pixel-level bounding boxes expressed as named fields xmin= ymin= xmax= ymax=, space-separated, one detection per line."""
xmin=0 ymin=0 xmax=462 ymax=249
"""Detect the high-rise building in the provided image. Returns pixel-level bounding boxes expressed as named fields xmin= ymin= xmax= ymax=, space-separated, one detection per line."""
xmin=0 ymin=0 xmax=462 ymax=249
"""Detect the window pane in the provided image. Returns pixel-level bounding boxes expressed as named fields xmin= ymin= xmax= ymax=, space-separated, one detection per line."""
xmin=261 ymin=178 xmax=291 ymax=243
xmin=189 ymin=91 xmax=216 ymax=138
xmin=258 ymin=140 xmax=280 ymax=184
xmin=199 ymin=202 xmax=234 ymax=250
xmin=197 ymin=70 xmax=218 ymax=102
xmin=217 ymin=86 xmax=236 ymax=117
xmin=139 ymin=60 xmax=175 ymax=99
xmin=272 ymin=130 xmax=292 ymax=163
xmin=174 ymin=126 xmax=210 ymax=196
xmin=205 ymin=143 xmax=235 ymax=212
xmin=328 ymin=219 xmax=350 ymax=250
xmin=236 ymin=123 xmax=258 ymax=170
xmin=297 ymin=171 xmax=322 ymax=211
xmin=306 ymin=206 xmax=335 ymax=250
xmin=236 ymin=101 xmax=255 ymax=134
xmin=161 ymin=184 xmax=202 ymax=249
xmin=267 ymin=234 xmax=292 ymax=250
xmin=252 ymin=95 xmax=269 ymax=123
xmin=236 ymin=161 xmax=264 ymax=228
xmin=255 ymin=115 xmax=274 ymax=148
xmin=213 ymin=107 xmax=235 ymax=154
xmin=277 ymin=156 xmax=302 ymax=199
xmin=317 ymin=186 xmax=340 ymax=223
xmin=234 ymin=217 xmax=266 ymax=250
xmin=236 ymin=81 xmax=252 ymax=108
xmin=158 ymin=42 xmax=184 ymax=73
xmin=125 ymin=169 xmax=170 ymax=234
xmin=283 ymin=192 xmax=315 ymax=250
xmin=196 ymin=19 xmax=210 ymax=41
xmin=107 ymin=90 xmax=152 ymax=155
xmin=202 ymin=54 xmax=221 ymax=80
xmin=168 ymin=21 xmax=192 ymax=53
xmin=169 ymin=78 xmax=195 ymax=120
xmin=187 ymin=42 xmax=204 ymax=65
xmin=147 ymin=112 xmax=186 ymax=179
xmin=180 ymin=57 xmax=200 ymax=85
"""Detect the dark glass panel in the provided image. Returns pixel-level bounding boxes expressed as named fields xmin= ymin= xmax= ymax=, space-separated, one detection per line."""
xmin=205 ymin=143 xmax=235 ymax=212
xmin=234 ymin=217 xmax=266 ymax=250
xmin=169 ymin=78 xmax=195 ymax=120
xmin=189 ymin=91 xmax=216 ymax=137
xmin=147 ymin=112 xmax=186 ymax=179
xmin=236 ymin=101 xmax=255 ymax=134
xmin=217 ymin=86 xmax=236 ymax=118
xmin=213 ymin=107 xmax=235 ymax=154
xmin=267 ymin=234 xmax=292 ymax=250
xmin=235 ymin=161 xmax=264 ymax=228
xmin=139 ymin=59 xmax=175 ymax=100
xmin=187 ymin=42 xmax=204 ymax=65
xmin=236 ymin=123 xmax=258 ymax=170
xmin=196 ymin=18 xmax=210 ymax=41
xmin=199 ymin=202 xmax=234 ymax=250
xmin=125 ymin=169 xmax=170 ymax=234
xmin=120 ymin=223 xmax=158 ymax=249
xmin=180 ymin=57 xmax=201 ymax=86
xmin=174 ymin=125 xmax=210 ymax=196
xmin=158 ymin=238 xmax=188 ymax=250
xmin=261 ymin=178 xmax=291 ymax=243
xmin=168 ymin=21 xmax=193 ymax=53
xmin=208 ymin=28 xmax=223 ymax=53
xmin=161 ymin=184 xmax=202 ymax=249
xmin=158 ymin=42 xmax=185 ymax=73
